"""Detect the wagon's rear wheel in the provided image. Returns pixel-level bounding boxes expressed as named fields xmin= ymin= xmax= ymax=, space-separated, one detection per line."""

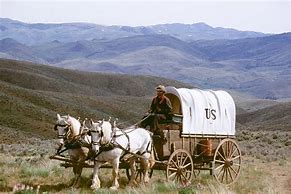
xmin=213 ymin=139 xmax=242 ymax=185
xmin=166 ymin=149 xmax=193 ymax=186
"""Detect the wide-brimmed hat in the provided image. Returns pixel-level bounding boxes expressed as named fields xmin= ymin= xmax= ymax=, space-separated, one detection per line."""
xmin=155 ymin=85 xmax=166 ymax=92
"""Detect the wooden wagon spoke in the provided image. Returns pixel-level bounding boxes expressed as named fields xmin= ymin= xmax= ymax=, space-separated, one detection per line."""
xmin=226 ymin=141 xmax=230 ymax=158
xmin=180 ymin=154 xmax=189 ymax=166
xmin=178 ymin=152 xmax=186 ymax=166
xmin=228 ymin=142 xmax=235 ymax=158
xmin=168 ymin=167 xmax=178 ymax=172
xmin=184 ymin=170 xmax=193 ymax=175
xmin=221 ymin=144 xmax=226 ymax=158
xmin=217 ymin=166 xmax=224 ymax=179
xmin=181 ymin=162 xmax=192 ymax=169
xmin=180 ymin=172 xmax=188 ymax=181
xmin=226 ymin=168 xmax=233 ymax=183
xmin=229 ymin=145 xmax=237 ymax=158
xmin=232 ymin=162 xmax=241 ymax=166
xmin=230 ymin=155 xmax=241 ymax=161
xmin=176 ymin=153 xmax=182 ymax=165
xmin=170 ymin=160 xmax=180 ymax=169
xmin=218 ymin=150 xmax=226 ymax=161
xmin=177 ymin=154 xmax=183 ymax=166
xmin=229 ymin=165 xmax=239 ymax=176
xmin=220 ymin=168 xmax=226 ymax=183
xmin=215 ymin=159 xmax=225 ymax=164
xmin=225 ymin=166 xmax=229 ymax=183
xmin=215 ymin=163 xmax=224 ymax=171
xmin=168 ymin=171 xmax=177 ymax=179
xmin=227 ymin=167 xmax=234 ymax=182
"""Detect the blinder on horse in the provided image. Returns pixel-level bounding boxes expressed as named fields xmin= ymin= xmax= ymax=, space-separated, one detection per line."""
xmin=90 ymin=126 xmax=105 ymax=146
xmin=54 ymin=123 xmax=71 ymax=140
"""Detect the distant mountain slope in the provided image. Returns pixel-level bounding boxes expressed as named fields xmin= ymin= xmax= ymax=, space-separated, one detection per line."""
xmin=0 ymin=18 xmax=267 ymax=45
xmin=150 ymin=23 xmax=266 ymax=41
xmin=237 ymin=101 xmax=291 ymax=131
xmin=1 ymin=22 xmax=290 ymax=99
xmin=0 ymin=59 xmax=189 ymax=139
xmin=32 ymin=35 xmax=204 ymax=63
xmin=191 ymin=32 xmax=291 ymax=65
xmin=0 ymin=38 xmax=46 ymax=64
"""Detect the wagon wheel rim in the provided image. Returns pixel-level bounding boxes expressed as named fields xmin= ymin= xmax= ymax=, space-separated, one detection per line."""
xmin=166 ymin=149 xmax=194 ymax=186
xmin=213 ymin=139 xmax=242 ymax=185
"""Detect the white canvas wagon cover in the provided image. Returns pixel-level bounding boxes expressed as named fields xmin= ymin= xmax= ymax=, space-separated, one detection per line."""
xmin=165 ymin=86 xmax=236 ymax=136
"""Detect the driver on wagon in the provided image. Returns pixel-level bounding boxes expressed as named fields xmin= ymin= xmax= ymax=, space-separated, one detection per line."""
xmin=140 ymin=85 xmax=172 ymax=143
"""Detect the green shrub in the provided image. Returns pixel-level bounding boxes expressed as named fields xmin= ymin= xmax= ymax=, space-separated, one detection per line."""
xmin=20 ymin=166 xmax=49 ymax=178
xmin=0 ymin=176 xmax=8 ymax=190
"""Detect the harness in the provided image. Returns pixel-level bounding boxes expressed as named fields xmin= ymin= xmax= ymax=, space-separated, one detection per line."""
xmin=54 ymin=123 xmax=91 ymax=155
xmin=91 ymin=127 xmax=152 ymax=161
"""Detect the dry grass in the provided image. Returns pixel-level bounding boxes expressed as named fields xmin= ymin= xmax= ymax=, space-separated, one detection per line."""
xmin=1 ymin=139 xmax=290 ymax=194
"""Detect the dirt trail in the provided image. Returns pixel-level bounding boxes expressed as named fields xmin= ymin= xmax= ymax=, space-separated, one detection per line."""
xmin=256 ymin=157 xmax=291 ymax=194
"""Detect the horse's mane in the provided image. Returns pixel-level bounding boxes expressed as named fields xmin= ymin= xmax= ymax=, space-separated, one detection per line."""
xmin=66 ymin=116 xmax=81 ymax=136
xmin=100 ymin=121 xmax=112 ymax=144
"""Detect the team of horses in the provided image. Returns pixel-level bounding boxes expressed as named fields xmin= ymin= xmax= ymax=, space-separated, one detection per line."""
xmin=54 ymin=114 xmax=155 ymax=190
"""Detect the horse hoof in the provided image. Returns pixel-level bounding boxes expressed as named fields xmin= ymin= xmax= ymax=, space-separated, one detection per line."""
xmin=90 ymin=184 xmax=100 ymax=190
xmin=144 ymin=178 xmax=150 ymax=183
xmin=109 ymin=186 xmax=118 ymax=190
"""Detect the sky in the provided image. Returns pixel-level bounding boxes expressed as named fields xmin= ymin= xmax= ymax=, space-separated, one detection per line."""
xmin=1 ymin=0 xmax=291 ymax=34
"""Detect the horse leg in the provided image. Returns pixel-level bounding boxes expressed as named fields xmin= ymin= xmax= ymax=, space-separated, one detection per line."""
xmin=128 ymin=156 xmax=137 ymax=186
xmin=140 ymin=158 xmax=150 ymax=184
xmin=72 ymin=165 xmax=83 ymax=188
xmin=70 ymin=163 xmax=83 ymax=187
xmin=110 ymin=158 xmax=120 ymax=190
xmin=91 ymin=161 xmax=102 ymax=190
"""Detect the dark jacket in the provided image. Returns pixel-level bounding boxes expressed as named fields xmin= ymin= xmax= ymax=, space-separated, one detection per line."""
xmin=150 ymin=95 xmax=172 ymax=116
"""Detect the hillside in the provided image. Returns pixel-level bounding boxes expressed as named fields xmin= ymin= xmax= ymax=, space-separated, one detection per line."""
xmin=237 ymin=101 xmax=291 ymax=131
xmin=0 ymin=59 xmax=189 ymax=141
xmin=1 ymin=59 xmax=290 ymax=141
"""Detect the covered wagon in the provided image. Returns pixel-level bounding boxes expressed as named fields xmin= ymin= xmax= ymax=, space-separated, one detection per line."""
xmin=149 ymin=86 xmax=241 ymax=185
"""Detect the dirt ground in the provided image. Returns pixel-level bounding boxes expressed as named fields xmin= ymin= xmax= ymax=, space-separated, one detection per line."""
xmin=249 ymin=157 xmax=291 ymax=194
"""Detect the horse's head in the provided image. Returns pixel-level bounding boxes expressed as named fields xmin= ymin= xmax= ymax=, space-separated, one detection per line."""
xmin=89 ymin=119 xmax=112 ymax=154
xmin=54 ymin=114 xmax=81 ymax=147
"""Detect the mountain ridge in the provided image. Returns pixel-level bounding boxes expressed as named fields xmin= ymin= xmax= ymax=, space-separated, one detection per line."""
xmin=0 ymin=18 xmax=267 ymax=45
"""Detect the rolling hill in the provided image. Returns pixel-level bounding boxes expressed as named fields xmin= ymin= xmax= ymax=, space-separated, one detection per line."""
xmin=0 ymin=58 xmax=189 ymax=141
xmin=0 ymin=59 xmax=289 ymax=144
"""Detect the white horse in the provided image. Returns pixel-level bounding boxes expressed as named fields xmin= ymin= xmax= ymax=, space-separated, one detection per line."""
xmin=54 ymin=114 xmax=91 ymax=187
xmin=89 ymin=120 xmax=155 ymax=190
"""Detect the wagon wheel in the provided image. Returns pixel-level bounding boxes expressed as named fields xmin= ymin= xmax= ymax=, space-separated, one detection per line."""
xmin=166 ymin=149 xmax=194 ymax=186
xmin=213 ymin=138 xmax=242 ymax=185
xmin=125 ymin=158 xmax=153 ymax=183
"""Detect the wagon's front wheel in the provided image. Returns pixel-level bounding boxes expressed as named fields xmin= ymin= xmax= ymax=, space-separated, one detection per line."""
xmin=213 ymin=139 xmax=242 ymax=185
xmin=166 ymin=149 xmax=193 ymax=186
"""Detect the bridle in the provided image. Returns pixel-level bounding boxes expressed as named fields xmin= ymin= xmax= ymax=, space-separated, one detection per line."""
xmin=54 ymin=123 xmax=72 ymax=141
xmin=90 ymin=126 xmax=105 ymax=147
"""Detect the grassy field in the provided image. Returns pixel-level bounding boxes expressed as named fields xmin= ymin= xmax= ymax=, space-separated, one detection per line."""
xmin=0 ymin=135 xmax=290 ymax=194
